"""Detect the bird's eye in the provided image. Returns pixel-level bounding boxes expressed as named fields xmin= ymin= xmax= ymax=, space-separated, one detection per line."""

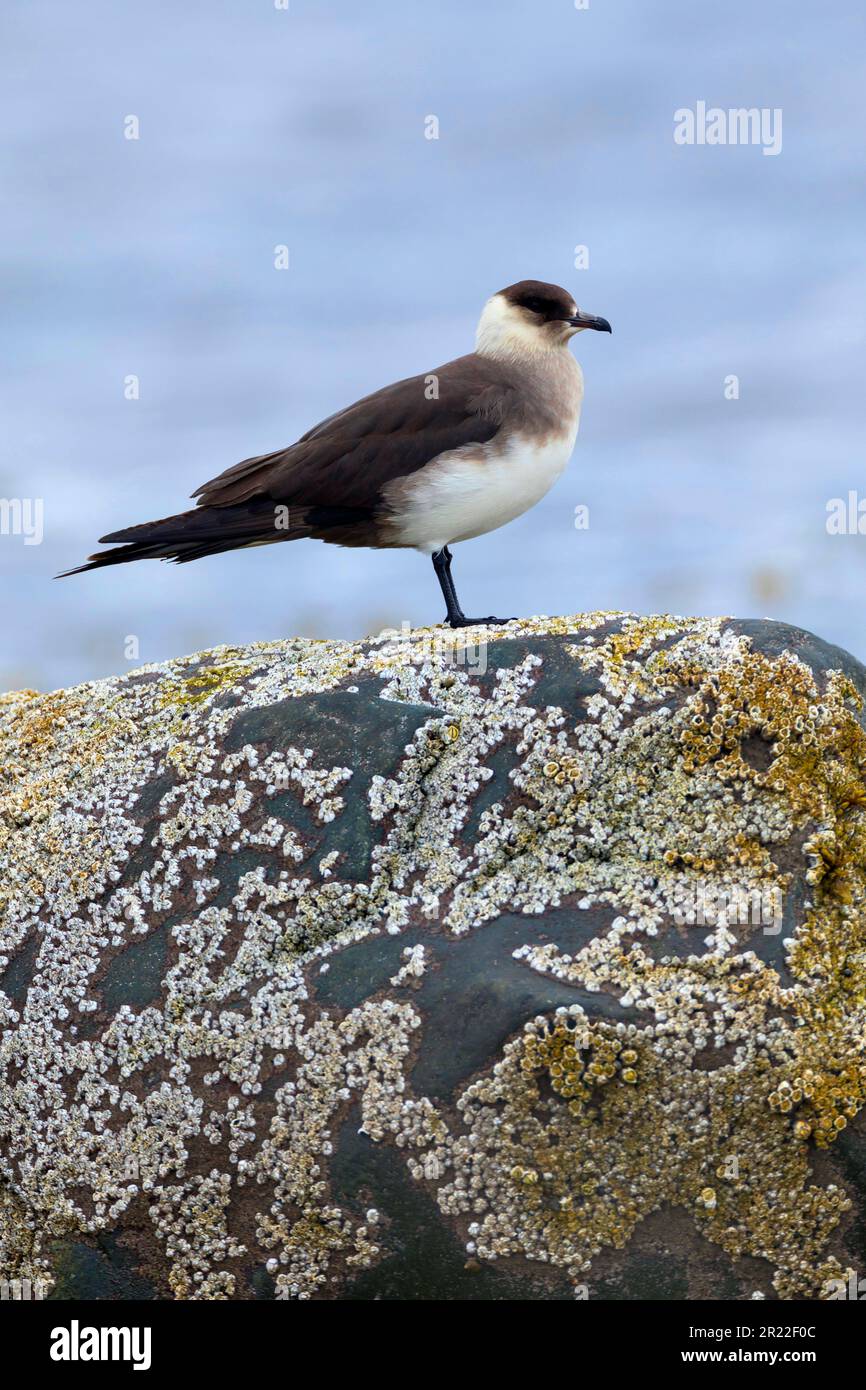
xmin=523 ymin=298 xmax=545 ymax=313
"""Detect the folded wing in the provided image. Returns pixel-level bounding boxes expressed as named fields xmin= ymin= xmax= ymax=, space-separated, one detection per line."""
xmin=58 ymin=355 xmax=518 ymax=576
xmin=192 ymin=354 xmax=516 ymax=511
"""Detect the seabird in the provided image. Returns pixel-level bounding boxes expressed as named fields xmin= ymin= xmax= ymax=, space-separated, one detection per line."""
xmin=61 ymin=280 xmax=611 ymax=626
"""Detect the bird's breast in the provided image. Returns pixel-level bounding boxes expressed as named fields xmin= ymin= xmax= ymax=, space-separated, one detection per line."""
xmin=381 ymin=349 xmax=584 ymax=552
xmin=384 ymin=423 xmax=580 ymax=553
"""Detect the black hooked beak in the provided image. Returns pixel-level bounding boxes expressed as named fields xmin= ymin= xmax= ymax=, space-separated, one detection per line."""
xmin=566 ymin=309 xmax=612 ymax=333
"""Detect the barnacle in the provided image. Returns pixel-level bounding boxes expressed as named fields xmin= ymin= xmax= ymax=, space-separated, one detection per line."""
xmin=1 ymin=613 xmax=864 ymax=1301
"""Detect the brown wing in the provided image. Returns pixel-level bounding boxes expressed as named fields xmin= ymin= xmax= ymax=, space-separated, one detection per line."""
xmin=192 ymin=354 xmax=517 ymax=510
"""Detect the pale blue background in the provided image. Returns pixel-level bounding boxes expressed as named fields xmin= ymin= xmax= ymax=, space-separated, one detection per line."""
xmin=2 ymin=0 xmax=865 ymax=691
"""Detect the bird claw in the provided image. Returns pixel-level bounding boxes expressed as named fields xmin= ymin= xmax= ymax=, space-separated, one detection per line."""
xmin=447 ymin=615 xmax=515 ymax=629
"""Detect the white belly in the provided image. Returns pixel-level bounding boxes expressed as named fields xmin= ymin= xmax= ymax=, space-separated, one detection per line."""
xmin=388 ymin=429 xmax=578 ymax=553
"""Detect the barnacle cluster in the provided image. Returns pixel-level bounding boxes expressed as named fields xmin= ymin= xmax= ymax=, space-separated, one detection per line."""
xmin=1 ymin=612 xmax=865 ymax=1300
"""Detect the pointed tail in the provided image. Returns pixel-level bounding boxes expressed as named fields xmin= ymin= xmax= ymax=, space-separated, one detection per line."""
xmin=56 ymin=500 xmax=308 ymax=577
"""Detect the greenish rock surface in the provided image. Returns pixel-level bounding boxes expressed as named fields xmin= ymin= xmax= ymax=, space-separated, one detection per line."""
xmin=1 ymin=612 xmax=866 ymax=1301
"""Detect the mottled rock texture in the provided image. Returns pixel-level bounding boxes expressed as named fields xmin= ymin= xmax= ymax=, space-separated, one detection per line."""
xmin=2 ymin=613 xmax=866 ymax=1301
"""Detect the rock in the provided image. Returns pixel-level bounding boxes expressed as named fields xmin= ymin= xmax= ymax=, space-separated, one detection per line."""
xmin=1 ymin=612 xmax=866 ymax=1301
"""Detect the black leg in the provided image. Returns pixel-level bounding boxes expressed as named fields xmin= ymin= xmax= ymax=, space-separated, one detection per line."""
xmin=431 ymin=547 xmax=515 ymax=629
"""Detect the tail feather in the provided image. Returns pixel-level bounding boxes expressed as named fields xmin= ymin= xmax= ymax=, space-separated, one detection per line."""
xmin=58 ymin=499 xmax=383 ymax=578
xmin=56 ymin=501 xmax=308 ymax=577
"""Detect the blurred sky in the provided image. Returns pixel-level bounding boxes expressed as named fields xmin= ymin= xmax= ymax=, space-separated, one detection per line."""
xmin=2 ymin=0 xmax=865 ymax=692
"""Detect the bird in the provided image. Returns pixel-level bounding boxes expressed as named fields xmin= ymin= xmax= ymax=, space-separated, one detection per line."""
xmin=60 ymin=280 xmax=611 ymax=627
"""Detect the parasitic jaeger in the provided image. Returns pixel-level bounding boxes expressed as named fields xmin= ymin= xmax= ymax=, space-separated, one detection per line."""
xmin=61 ymin=280 xmax=611 ymax=626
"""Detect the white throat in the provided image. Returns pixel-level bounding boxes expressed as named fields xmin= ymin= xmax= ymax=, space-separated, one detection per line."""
xmin=475 ymin=292 xmax=573 ymax=362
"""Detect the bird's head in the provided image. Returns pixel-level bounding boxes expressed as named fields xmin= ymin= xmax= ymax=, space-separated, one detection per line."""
xmin=476 ymin=279 xmax=611 ymax=359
